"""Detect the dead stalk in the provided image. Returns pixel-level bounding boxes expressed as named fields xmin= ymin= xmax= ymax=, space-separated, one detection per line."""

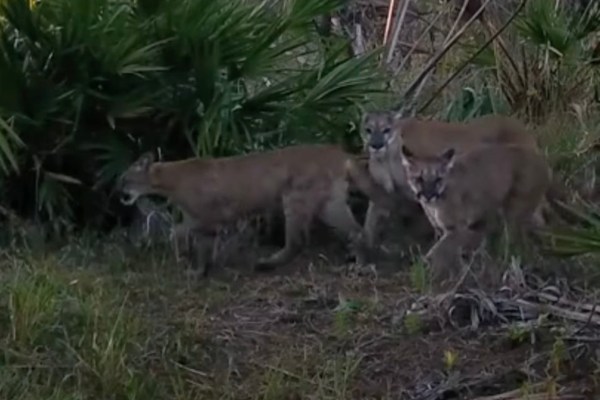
xmin=396 ymin=10 xmax=444 ymax=73
xmin=417 ymin=0 xmax=527 ymax=114
xmin=395 ymin=0 xmax=492 ymax=112
xmin=382 ymin=0 xmax=396 ymax=44
xmin=445 ymin=0 xmax=471 ymax=45
xmin=385 ymin=0 xmax=412 ymax=65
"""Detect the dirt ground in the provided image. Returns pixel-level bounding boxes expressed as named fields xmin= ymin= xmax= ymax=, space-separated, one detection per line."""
xmin=115 ymin=231 xmax=600 ymax=399
xmin=4 ymin=205 xmax=600 ymax=399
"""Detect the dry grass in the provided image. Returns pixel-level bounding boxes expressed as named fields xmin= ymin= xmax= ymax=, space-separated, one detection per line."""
xmin=1 ymin=228 xmax=599 ymax=400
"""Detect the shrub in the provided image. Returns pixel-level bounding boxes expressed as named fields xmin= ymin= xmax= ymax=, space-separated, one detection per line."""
xmin=0 ymin=0 xmax=388 ymax=234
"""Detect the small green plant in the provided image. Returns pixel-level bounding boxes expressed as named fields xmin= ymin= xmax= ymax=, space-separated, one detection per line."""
xmin=260 ymin=366 xmax=289 ymax=400
xmin=403 ymin=312 xmax=423 ymax=336
xmin=315 ymin=355 xmax=362 ymax=399
xmin=332 ymin=294 xmax=364 ymax=338
xmin=519 ymin=380 xmax=534 ymax=398
xmin=443 ymin=349 xmax=459 ymax=371
xmin=409 ymin=258 xmax=429 ymax=294
xmin=441 ymin=84 xmax=508 ymax=123
xmin=507 ymin=324 xmax=530 ymax=346
xmin=547 ymin=332 xmax=567 ymax=377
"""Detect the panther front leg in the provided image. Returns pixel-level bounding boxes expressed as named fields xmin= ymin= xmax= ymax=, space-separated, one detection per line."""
xmin=171 ymin=219 xmax=215 ymax=278
xmin=254 ymin=192 xmax=314 ymax=271
xmin=363 ymin=200 xmax=391 ymax=257
xmin=424 ymin=227 xmax=482 ymax=292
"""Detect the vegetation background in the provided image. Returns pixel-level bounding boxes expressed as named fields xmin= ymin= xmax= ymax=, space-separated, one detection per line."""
xmin=2 ymin=0 xmax=600 ymax=398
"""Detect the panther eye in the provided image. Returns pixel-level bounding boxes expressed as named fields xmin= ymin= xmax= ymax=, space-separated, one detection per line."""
xmin=365 ymin=128 xmax=372 ymax=135
xmin=434 ymin=177 xmax=443 ymax=186
xmin=382 ymin=128 xmax=390 ymax=135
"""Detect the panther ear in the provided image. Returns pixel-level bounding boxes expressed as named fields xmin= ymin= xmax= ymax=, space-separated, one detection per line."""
xmin=387 ymin=126 xmax=399 ymax=144
xmin=401 ymin=145 xmax=414 ymax=159
xmin=400 ymin=145 xmax=415 ymax=167
xmin=360 ymin=111 xmax=372 ymax=131
xmin=440 ymin=148 xmax=456 ymax=169
xmin=135 ymin=151 xmax=155 ymax=170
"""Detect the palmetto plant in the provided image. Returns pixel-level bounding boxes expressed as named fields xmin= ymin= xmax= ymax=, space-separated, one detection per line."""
xmin=538 ymin=198 xmax=600 ymax=257
xmin=464 ymin=0 xmax=600 ymax=122
xmin=0 ymin=0 xmax=387 ymax=233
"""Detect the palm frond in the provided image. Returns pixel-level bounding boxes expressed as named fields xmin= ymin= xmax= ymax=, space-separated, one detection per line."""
xmin=0 ymin=0 xmax=387 ymax=231
xmin=538 ymin=199 xmax=600 ymax=257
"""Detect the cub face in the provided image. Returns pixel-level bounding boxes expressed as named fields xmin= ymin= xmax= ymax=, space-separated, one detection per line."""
xmin=118 ymin=152 xmax=156 ymax=206
xmin=400 ymin=145 xmax=456 ymax=203
xmin=360 ymin=111 xmax=399 ymax=158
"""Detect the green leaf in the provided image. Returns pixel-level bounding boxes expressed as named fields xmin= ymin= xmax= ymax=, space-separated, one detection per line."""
xmin=0 ymin=0 xmax=387 ymax=232
xmin=539 ymin=200 xmax=600 ymax=257
xmin=0 ymin=115 xmax=24 ymax=173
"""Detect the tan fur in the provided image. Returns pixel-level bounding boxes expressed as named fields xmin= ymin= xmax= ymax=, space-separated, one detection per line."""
xmin=117 ymin=144 xmax=391 ymax=276
xmin=359 ymin=111 xmax=542 ymax=251
xmin=400 ymin=143 xmax=551 ymax=288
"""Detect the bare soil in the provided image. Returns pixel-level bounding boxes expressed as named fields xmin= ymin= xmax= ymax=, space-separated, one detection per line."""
xmin=116 ymin=236 xmax=600 ymax=399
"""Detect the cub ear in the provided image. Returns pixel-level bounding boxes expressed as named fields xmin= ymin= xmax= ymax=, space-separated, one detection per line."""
xmin=135 ymin=151 xmax=155 ymax=170
xmin=440 ymin=148 xmax=456 ymax=168
xmin=360 ymin=112 xmax=373 ymax=132
xmin=401 ymin=145 xmax=414 ymax=160
xmin=400 ymin=145 xmax=415 ymax=168
xmin=387 ymin=126 xmax=399 ymax=144
xmin=360 ymin=111 xmax=369 ymax=125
